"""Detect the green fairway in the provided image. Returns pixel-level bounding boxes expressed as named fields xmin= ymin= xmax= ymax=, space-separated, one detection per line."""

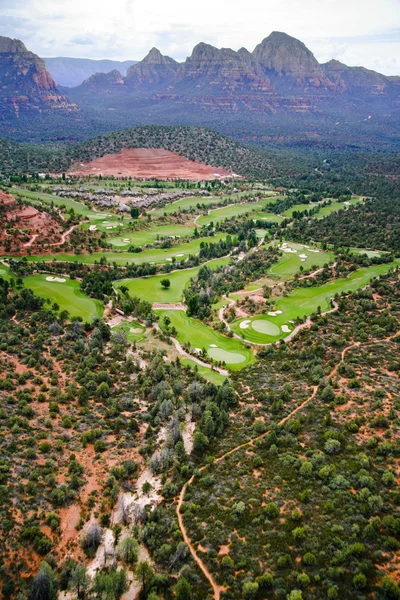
xmin=180 ymin=358 xmax=228 ymax=385
xmin=315 ymin=196 xmax=365 ymax=219
xmin=268 ymin=242 xmax=334 ymax=278
xmin=152 ymin=196 xmax=221 ymax=215
xmin=11 ymin=188 xmax=92 ymax=217
xmin=115 ymin=257 xmax=231 ymax=303
xmin=111 ymin=319 xmax=146 ymax=342
xmin=252 ymin=212 xmax=283 ymax=224
xmin=25 ymin=233 xmax=229 ymax=266
xmin=108 ymin=224 xmax=194 ymax=247
xmin=197 ymin=198 xmax=277 ymax=226
xmin=157 ymin=310 xmax=254 ymax=370
xmin=231 ymin=261 xmax=399 ymax=344
xmin=23 ymin=274 xmax=103 ymax=321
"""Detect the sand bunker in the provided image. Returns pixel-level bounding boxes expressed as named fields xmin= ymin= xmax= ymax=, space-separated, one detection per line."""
xmin=283 ymin=248 xmax=297 ymax=253
xmin=309 ymin=249 xmax=320 ymax=253
xmin=123 ymin=238 xmax=130 ymax=243
xmin=268 ymin=311 xmax=277 ymax=316
xmin=210 ymin=344 xmax=218 ymax=347
xmin=175 ymin=254 xmax=184 ymax=257
xmin=46 ymin=276 xmax=66 ymax=283
xmin=89 ymin=225 xmax=97 ymax=231
xmin=299 ymin=254 xmax=308 ymax=259
xmin=240 ymin=320 xmax=251 ymax=329
xmin=68 ymin=148 xmax=235 ymax=181
xmin=281 ymin=325 xmax=291 ymax=333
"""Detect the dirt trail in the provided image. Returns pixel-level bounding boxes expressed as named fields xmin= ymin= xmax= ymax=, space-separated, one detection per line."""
xmin=175 ymin=334 xmax=399 ymax=598
xmin=50 ymin=224 xmax=77 ymax=246
xmin=23 ymin=233 xmax=39 ymax=247
xmin=152 ymin=302 xmax=187 ymax=311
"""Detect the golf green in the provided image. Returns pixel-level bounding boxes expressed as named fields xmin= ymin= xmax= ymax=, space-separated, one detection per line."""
xmin=156 ymin=310 xmax=254 ymax=370
xmin=23 ymin=275 xmax=103 ymax=321
xmin=269 ymin=242 xmax=334 ymax=278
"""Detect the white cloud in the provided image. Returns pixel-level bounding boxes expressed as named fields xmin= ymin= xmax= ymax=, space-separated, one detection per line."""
xmin=0 ymin=0 xmax=399 ymax=74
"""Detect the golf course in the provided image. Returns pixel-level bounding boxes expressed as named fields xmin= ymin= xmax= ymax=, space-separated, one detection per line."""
xmin=157 ymin=309 xmax=254 ymax=370
xmin=114 ymin=256 xmax=231 ymax=303
xmin=268 ymin=242 xmax=334 ymax=278
xmin=231 ymin=260 xmax=399 ymax=344
xmin=22 ymin=274 xmax=104 ymax=321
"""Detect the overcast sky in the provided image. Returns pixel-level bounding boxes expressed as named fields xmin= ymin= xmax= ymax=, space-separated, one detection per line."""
xmin=1 ymin=0 xmax=399 ymax=75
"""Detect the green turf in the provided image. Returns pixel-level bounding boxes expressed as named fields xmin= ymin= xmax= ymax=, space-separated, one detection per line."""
xmin=251 ymin=212 xmax=284 ymax=223
xmin=115 ymin=257 xmax=231 ymax=303
xmin=22 ymin=275 xmax=103 ymax=321
xmin=152 ymin=196 xmax=222 ymax=215
xmin=11 ymin=188 xmax=91 ymax=217
xmin=156 ymin=309 xmax=254 ymax=370
xmin=231 ymin=261 xmax=399 ymax=344
xmin=315 ymin=196 xmax=365 ymax=220
xmin=111 ymin=319 xmax=146 ymax=342
xmin=22 ymin=233 xmax=228 ymax=266
xmin=180 ymin=358 xmax=228 ymax=385
xmin=268 ymin=242 xmax=334 ymax=278
xmin=107 ymin=224 xmax=195 ymax=247
xmin=197 ymin=198 xmax=277 ymax=226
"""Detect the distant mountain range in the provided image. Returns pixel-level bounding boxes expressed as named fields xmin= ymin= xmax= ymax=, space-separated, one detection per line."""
xmin=44 ymin=57 xmax=137 ymax=87
xmin=0 ymin=33 xmax=399 ymax=150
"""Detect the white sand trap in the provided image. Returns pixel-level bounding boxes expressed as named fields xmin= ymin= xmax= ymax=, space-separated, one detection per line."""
xmin=283 ymin=248 xmax=297 ymax=253
xmin=309 ymin=249 xmax=320 ymax=253
xmin=344 ymin=201 xmax=350 ymax=205
xmin=276 ymin=310 xmax=283 ymax=315
xmin=106 ymin=226 xmax=112 ymax=229
xmin=268 ymin=311 xmax=277 ymax=316
xmin=123 ymin=238 xmax=130 ymax=243
xmin=46 ymin=276 xmax=66 ymax=283
xmin=166 ymin=258 xmax=172 ymax=261
xmin=299 ymin=254 xmax=308 ymax=259
xmin=281 ymin=325 xmax=291 ymax=333
xmin=300 ymin=259 xmax=306 ymax=261
xmin=240 ymin=320 xmax=251 ymax=329
xmin=175 ymin=254 xmax=184 ymax=257
xmin=210 ymin=344 xmax=218 ymax=347
xmin=193 ymin=348 xmax=202 ymax=354
xmin=89 ymin=225 xmax=97 ymax=231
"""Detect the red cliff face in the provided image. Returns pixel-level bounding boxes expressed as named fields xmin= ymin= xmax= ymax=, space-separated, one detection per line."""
xmin=0 ymin=35 xmax=78 ymax=118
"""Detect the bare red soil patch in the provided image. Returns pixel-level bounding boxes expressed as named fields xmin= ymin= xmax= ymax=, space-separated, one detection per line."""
xmin=68 ymin=148 xmax=236 ymax=181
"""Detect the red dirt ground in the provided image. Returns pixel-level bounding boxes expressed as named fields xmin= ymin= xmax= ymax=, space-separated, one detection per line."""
xmin=68 ymin=148 xmax=236 ymax=181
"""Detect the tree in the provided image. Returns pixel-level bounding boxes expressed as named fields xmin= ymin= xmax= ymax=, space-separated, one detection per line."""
xmin=161 ymin=279 xmax=171 ymax=289
xmin=70 ymin=565 xmax=90 ymax=599
xmin=130 ymin=207 xmax=139 ymax=219
xmin=117 ymin=537 xmax=138 ymax=565
xmin=29 ymin=562 xmax=57 ymax=600
xmin=135 ymin=561 xmax=154 ymax=592
xmin=174 ymin=577 xmax=193 ymax=599
xmin=243 ymin=581 xmax=259 ymax=599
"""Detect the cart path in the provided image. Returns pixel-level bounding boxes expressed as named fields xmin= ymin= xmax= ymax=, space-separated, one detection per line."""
xmin=175 ymin=334 xmax=399 ymax=599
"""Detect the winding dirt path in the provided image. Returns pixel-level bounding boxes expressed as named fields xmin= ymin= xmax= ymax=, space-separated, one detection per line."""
xmin=50 ymin=224 xmax=77 ymax=246
xmin=23 ymin=233 xmax=39 ymax=248
xmin=175 ymin=334 xmax=399 ymax=598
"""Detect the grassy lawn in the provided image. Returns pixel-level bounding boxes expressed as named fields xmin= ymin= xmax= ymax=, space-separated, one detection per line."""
xmin=180 ymin=358 xmax=228 ymax=385
xmin=315 ymin=196 xmax=365 ymax=219
xmin=251 ymin=212 xmax=283 ymax=223
xmin=22 ymin=274 xmax=103 ymax=321
xmin=23 ymin=233 xmax=228 ymax=266
xmin=197 ymin=198 xmax=277 ymax=226
xmin=115 ymin=256 xmax=231 ymax=303
xmin=268 ymin=242 xmax=334 ymax=278
xmin=107 ymin=224 xmax=195 ymax=247
xmin=11 ymin=188 xmax=91 ymax=217
xmin=231 ymin=260 xmax=399 ymax=344
xmin=157 ymin=309 xmax=254 ymax=370
xmin=152 ymin=196 xmax=221 ymax=215
xmin=111 ymin=319 xmax=146 ymax=343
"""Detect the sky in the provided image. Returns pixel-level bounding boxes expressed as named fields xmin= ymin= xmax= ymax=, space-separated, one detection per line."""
xmin=0 ymin=0 xmax=399 ymax=75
